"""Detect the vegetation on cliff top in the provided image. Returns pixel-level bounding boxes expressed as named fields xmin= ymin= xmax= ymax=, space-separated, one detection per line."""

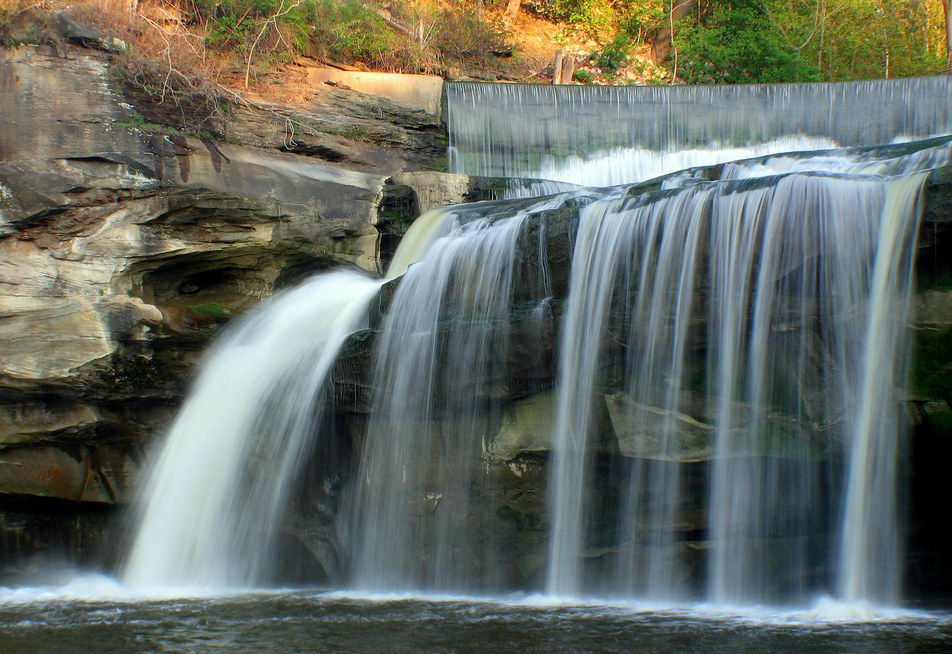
xmin=0 ymin=0 xmax=948 ymax=117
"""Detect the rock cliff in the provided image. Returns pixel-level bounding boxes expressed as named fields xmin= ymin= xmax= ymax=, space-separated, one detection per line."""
xmin=0 ymin=41 xmax=497 ymax=572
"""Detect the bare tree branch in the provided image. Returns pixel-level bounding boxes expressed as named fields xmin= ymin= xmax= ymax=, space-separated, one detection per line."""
xmin=244 ymin=0 xmax=303 ymax=91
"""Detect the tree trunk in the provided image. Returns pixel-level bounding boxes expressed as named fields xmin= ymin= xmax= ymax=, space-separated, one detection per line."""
xmin=506 ymin=0 xmax=522 ymax=18
xmin=649 ymin=0 xmax=699 ymax=63
xmin=944 ymin=0 xmax=952 ymax=67
xmin=561 ymin=56 xmax=575 ymax=84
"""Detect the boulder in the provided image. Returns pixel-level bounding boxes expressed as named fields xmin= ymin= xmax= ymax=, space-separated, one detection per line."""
xmin=53 ymin=13 xmax=127 ymax=54
xmin=605 ymin=392 xmax=715 ymax=462
xmin=488 ymin=391 xmax=558 ymax=461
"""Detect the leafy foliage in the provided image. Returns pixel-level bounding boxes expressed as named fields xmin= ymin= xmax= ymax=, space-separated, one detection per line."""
xmin=304 ymin=0 xmax=395 ymax=64
xmin=525 ymin=0 xmax=947 ymax=83
xmin=4 ymin=0 xmax=948 ymax=89
xmin=676 ymin=0 xmax=821 ymax=83
xmin=178 ymin=0 xmax=513 ymax=74
xmin=526 ymin=0 xmax=665 ymax=43
xmin=432 ymin=4 xmax=510 ymax=66
xmin=675 ymin=0 xmax=948 ymax=83
xmin=616 ymin=0 xmax=667 ymax=42
xmin=591 ymin=32 xmax=632 ymax=78
xmin=572 ymin=68 xmax=595 ymax=82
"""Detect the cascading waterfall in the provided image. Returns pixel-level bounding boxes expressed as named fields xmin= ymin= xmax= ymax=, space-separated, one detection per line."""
xmin=547 ymin=186 xmax=710 ymax=598
xmin=123 ymin=207 xmax=458 ymax=589
xmin=545 ymin=166 xmax=932 ymax=603
xmin=706 ymin=172 xmax=925 ymax=604
xmin=350 ymin=195 xmax=566 ymax=592
xmin=446 ymin=77 xmax=952 ymax=181
xmin=836 ymin=174 xmax=925 ymax=603
xmin=124 ymin=76 xmax=952 ymax=609
xmin=532 ymin=137 xmax=839 ymax=187
xmin=123 ymin=272 xmax=384 ymax=588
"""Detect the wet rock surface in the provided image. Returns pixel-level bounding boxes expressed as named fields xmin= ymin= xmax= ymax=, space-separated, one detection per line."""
xmin=319 ymin=168 xmax=952 ymax=595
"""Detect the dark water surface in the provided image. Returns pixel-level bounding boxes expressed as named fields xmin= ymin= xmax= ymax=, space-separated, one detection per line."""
xmin=2 ymin=586 xmax=951 ymax=653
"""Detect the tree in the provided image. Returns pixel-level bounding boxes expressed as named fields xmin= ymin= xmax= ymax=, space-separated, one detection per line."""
xmin=649 ymin=0 xmax=698 ymax=62
xmin=943 ymin=0 xmax=952 ymax=66
xmin=671 ymin=0 xmax=947 ymax=83
xmin=674 ymin=0 xmax=820 ymax=82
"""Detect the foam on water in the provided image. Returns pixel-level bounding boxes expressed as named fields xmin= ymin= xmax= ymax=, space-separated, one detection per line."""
xmin=0 ymin=573 xmax=126 ymax=604
xmin=534 ymin=136 xmax=839 ymax=186
xmin=2 ymin=573 xmax=949 ymax=635
xmin=276 ymin=588 xmax=949 ymax=628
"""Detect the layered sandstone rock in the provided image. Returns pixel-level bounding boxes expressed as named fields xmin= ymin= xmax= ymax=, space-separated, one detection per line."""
xmin=0 ymin=42 xmax=495 ymax=566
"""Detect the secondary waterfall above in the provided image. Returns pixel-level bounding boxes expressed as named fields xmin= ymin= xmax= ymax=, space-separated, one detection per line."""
xmin=446 ymin=77 xmax=952 ymax=183
xmin=124 ymin=78 xmax=952 ymax=608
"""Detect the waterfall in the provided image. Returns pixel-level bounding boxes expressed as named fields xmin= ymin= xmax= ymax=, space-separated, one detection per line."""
xmin=447 ymin=77 xmax=952 ymax=183
xmin=123 ymin=207 xmax=458 ymax=589
xmin=444 ymin=81 xmax=951 ymax=602
xmin=350 ymin=195 xmax=567 ymax=592
xmin=124 ymin=77 xmax=951 ymax=606
xmin=542 ymin=160 xmax=937 ymax=603
xmin=123 ymin=272 xmax=384 ymax=588
xmin=706 ymin=172 xmax=926 ymax=604
xmin=547 ymin=186 xmax=710 ymax=598
xmin=836 ymin=173 xmax=926 ymax=602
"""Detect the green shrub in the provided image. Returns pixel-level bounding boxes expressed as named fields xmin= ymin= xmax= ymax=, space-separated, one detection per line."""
xmin=616 ymin=0 xmax=665 ymax=42
xmin=675 ymin=1 xmax=819 ymax=84
xmin=591 ymin=32 xmax=631 ymax=77
xmin=197 ymin=0 xmax=276 ymax=50
xmin=522 ymin=0 xmax=575 ymax=23
xmin=523 ymin=0 xmax=614 ymax=38
xmin=572 ymin=68 xmax=594 ymax=83
xmin=305 ymin=0 xmax=395 ymax=63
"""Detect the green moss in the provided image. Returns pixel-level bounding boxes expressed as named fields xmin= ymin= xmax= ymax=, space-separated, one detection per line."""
xmin=326 ymin=125 xmax=370 ymax=142
xmin=191 ymin=303 xmax=232 ymax=318
xmin=378 ymin=209 xmax=415 ymax=227
xmin=114 ymin=114 xmax=174 ymax=134
xmin=333 ymin=239 xmax=361 ymax=257
xmin=430 ymin=155 xmax=448 ymax=172
xmin=917 ymin=256 xmax=952 ymax=293
xmin=494 ymin=505 xmax=521 ymax=524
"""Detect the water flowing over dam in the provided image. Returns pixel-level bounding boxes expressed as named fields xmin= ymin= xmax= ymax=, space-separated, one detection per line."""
xmin=124 ymin=77 xmax=952 ymax=609
xmin=446 ymin=77 xmax=952 ymax=183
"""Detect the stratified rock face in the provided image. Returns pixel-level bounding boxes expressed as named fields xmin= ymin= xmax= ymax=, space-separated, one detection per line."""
xmin=0 ymin=44 xmax=383 ymax=513
xmin=0 ymin=43 xmax=495 ymax=568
